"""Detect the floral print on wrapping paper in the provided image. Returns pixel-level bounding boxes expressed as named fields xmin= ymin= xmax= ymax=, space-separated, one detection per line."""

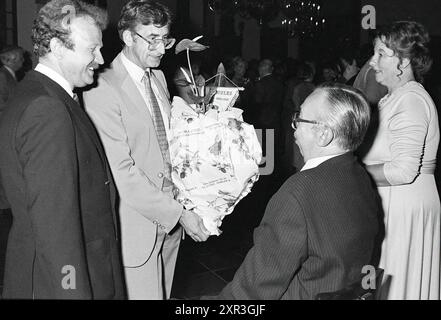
xmin=169 ymin=96 xmax=262 ymax=235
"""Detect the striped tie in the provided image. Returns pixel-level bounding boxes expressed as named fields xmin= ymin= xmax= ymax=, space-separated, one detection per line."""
xmin=143 ymin=71 xmax=172 ymax=182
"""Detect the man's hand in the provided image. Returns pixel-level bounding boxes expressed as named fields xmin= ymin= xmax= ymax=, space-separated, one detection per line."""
xmin=179 ymin=209 xmax=210 ymax=242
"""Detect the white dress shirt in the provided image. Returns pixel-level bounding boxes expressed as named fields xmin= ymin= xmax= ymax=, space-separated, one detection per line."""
xmin=34 ymin=63 xmax=74 ymax=98
xmin=120 ymin=52 xmax=170 ymax=131
xmin=301 ymin=154 xmax=344 ymax=171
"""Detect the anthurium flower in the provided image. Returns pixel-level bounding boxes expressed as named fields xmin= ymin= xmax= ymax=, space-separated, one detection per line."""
xmin=175 ymin=36 xmax=209 ymax=99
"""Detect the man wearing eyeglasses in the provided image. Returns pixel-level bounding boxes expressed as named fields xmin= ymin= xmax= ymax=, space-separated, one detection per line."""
xmin=83 ymin=0 xmax=209 ymax=300
xmin=203 ymin=83 xmax=381 ymax=299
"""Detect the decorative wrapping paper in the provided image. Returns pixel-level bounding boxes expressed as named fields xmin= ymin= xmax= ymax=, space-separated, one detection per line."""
xmin=169 ymin=96 xmax=262 ymax=235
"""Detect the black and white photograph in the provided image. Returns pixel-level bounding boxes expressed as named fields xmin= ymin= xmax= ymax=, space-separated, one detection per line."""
xmin=0 ymin=0 xmax=440 ymax=305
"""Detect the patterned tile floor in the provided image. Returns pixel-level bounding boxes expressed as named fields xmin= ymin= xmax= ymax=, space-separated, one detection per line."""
xmin=170 ymin=227 xmax=254 ymax=299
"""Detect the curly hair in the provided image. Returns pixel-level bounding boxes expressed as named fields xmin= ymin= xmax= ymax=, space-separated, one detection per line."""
xmin=32 ymin=0 xmax=108 ymax=58
xmin=117 ymin=0 xmax=173 ymax=39
xmin=376 ymin=21 xmax=432 ymax=83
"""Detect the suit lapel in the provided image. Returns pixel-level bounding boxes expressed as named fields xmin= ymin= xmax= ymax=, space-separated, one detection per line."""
xmin=33 ymin=71 xmax=108 ymax=168
xmin=0 ymin=67 xmax=16 ymax=84
xmin=68 ymin=97 xmax=108 ymax=167
xmin=113 ymin=55 xmax=158 ymax=131
xmin=0 ymin=67 xmax=17 ymax=93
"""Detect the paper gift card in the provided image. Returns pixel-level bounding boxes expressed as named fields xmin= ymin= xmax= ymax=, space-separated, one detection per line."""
xmin=212 ymin=87 xmax=239 ymax=111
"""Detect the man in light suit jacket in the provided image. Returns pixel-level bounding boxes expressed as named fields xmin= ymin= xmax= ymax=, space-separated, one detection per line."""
xmin=83 ymin=0 xmax=209 ymax=300
xmin=0 ymin=0 xmax=125 ymax=299
xmin=204 ymin=84 xmax=381 ymax=299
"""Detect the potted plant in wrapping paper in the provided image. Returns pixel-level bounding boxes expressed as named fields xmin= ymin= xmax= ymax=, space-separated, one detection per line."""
xmin=174 ymin=36 xmax=211 ymax=112
xmin=170 ymin=36 xmax=262 ymax=236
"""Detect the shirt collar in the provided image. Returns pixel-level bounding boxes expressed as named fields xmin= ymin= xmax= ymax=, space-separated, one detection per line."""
xmin=4 ymin=65 xmax=16 ymax=80
xmin=301 ymin=153 xmax=343 ymax=172
xmin=34 ymin=63 xmax=74 ymax=98
xmin=121 ymin=52 xmax=149 ymax=83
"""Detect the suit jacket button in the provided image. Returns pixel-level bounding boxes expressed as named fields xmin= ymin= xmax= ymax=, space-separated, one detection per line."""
xmin=158 ymin=172 xmax=164 ymax=178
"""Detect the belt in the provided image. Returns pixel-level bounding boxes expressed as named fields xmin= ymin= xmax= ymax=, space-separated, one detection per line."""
xmin=421 ymin=162 xmax=436 ymax=175
xmin=421 ymin=167 xmax=435 ymax=175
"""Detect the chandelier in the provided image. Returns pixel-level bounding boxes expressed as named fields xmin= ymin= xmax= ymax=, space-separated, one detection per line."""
xmin=280 ymin=0 xmax=325 ymax=37
xmin=208 ymin=0 xmax=325 ymax=37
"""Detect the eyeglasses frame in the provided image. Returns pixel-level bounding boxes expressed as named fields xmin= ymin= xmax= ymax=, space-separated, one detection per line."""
xmin=135 ymin=32 xmax=176 ymax=50
xmin=291 ymin=111 xmax=322 ymax=130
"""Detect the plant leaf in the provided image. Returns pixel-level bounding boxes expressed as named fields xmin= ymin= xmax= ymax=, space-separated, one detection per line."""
xmin=175 ymin=38 xmax=209 ymax=54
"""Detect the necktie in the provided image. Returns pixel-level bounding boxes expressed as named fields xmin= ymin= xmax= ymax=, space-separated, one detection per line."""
xmin=72 ymin=93 xmax=79 ymax=104
xmin=142 ymin=71 xmax=172 ymax=183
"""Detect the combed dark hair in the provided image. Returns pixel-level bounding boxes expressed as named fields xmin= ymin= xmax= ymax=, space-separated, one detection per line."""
xmin=376 ymin=21 xmax=432 ymax=83
xmin=117 ymin=0 xmax=173 ymax=39
xmin=316 ymin=83 xmax=371 ymax=152
xmin=32 ymin=0 xmax=108 ymax=58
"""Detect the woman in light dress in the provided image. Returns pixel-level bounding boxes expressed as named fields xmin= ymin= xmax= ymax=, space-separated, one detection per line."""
xmin=363 ymin=21 xmax=440 ymax=300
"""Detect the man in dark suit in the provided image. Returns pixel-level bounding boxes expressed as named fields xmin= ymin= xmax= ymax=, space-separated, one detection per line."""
xmin=0 ymin=0 xmax=125 ymax=299
xmin=0 ymin=46 xmax=24 ymax=228
xmin=0 ymin=46 xmax=23 ymax=291
xmin=254 ymin=59 xmax=284 ymax=131
xmin=204 ymin=83 xmax=381 ymax=299
xmin=0 ymin=46 xmax=24 ymax=116
xmin=254 ymin=58 xmax=285 ymax=183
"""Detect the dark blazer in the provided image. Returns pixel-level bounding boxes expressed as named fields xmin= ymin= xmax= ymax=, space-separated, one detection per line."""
xmin=0 ymin=174 xmax=9 ymax=210
xmin=0 ymin=66 xmax=17 ymax=116
xmin=0 ymin=71 xmax=125 ymax=299
xmin=0 ymin=67 xmax=17 ymax=209
xmin=208 ymin=153 xmax=380 ymax=299
xmin=253 ymin=74 xmax=284 ymax=130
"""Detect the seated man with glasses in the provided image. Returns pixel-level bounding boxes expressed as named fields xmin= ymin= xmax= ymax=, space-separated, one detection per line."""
xmin=83 ymin=0 xmax=209 ymax=300
xmin=203 ymin=83 xmax=382 ymax=299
